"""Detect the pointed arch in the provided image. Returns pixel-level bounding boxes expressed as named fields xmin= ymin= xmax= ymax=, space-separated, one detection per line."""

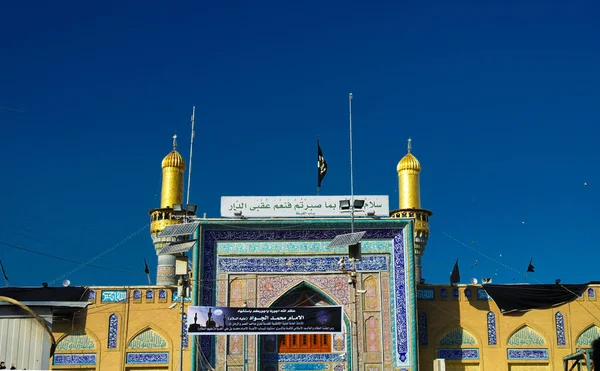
xmin=127 ymin=324 xmax=172 ymax=350
xmin=576 ymin=324 xmax=600 ymax=346
xmin=437 ymin=326 xmax=478 ymax=346
xmin=362 ymin=274 xmax=380 ymax=311
xmin=268 ymin=280 xmax=339 ymax=308
xmin=507 ymin=324 xmax=546 ymax=346
xmin=56 ymin=328 xmax=99 ymax=351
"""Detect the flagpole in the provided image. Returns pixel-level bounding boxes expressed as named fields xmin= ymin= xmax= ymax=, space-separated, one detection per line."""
xmin=349 ymin=93 xmax=354 ymax=233
xmin=186 ymin=106 xmax=196 ymax=206
xmin=317 ymin=137 xmax=320 ymax=196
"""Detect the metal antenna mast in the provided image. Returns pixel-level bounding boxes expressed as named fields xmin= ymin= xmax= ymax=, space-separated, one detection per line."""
xmin=186 ymin=106 xmax=196 ymax=205
xmin=349 ymin=93 xmax=355 ymax=233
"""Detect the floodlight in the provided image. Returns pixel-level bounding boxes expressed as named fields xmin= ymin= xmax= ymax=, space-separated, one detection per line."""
xmin=353 ymin=200 xmax=365 ymax=209
xmin=348 ymin=243 xmax=362 ymax=261
xmin=186 ymin=204 xmax=197 ymax=214
xmin=339 ymin=200 xmax=351 ymax=210
xmin=173 ymin=204 xmax=183 ymax=212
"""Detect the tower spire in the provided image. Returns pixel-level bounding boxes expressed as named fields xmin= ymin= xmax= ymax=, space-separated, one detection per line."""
xmin=173 ymin=134 xmax=178 ymax=150
xmin=407 ymin=137 xmax=412 ymax=153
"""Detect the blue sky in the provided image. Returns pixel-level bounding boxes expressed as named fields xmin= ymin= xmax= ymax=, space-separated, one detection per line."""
xmin=0 ymin=0 xmax=598 ymax=287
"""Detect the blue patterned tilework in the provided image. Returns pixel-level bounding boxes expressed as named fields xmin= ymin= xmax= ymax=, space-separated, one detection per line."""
xmin=101 ymin=290 xmax=127 ymax=303
xmin=508 ymin=327 xmax=545 ymax=346
xmin=556 ymin=312 xmax=566 ymax=346
xmin=158 ymin=289 xmax=167 ymax=300
xmin=487 ymin=312 xmax=497 ymax=346
xmin=279 ymin=364 xmax=329 ymax=371
xmin=53 ymin=354 xmax=96 ymax=365
xmin=507 ymin=348 xmax=549 ymax=360
xmin=262 ymin=353 xmax=346 ymax=362
xmin=452 ymin=288 xmax=459 ymax=298
xmin=477 ymin=289 xmax=491 ymax=300
xmin=588 ymin=288 xmax=596 ymax=298
xmin=88 ymin=290 xmax=96 ymax=301
xmin=133 ymin=289 xmax=142 ymax=300
xmin=56 ymin=333 xmax=95 ymax=351
xmin=146 ymin=289 xmax=154 ymax=300
xmin=126 ymin=352 xmax=169 ymax=364
xmin=128 ymin=329 xmax=167 ymax=349
xmin=439 ymin=327 xmax=477 ymax=346
xmin=199 ymin=226 xmax=410 ymax=368
xmin=577 ymin=326 xmax=600 ymax=346
xmin=218 ymin=255 xmax=388 ymax=273
xmin=108 ymin=314 xmax=118 ymax=349
xmin=218 ymin=240 xmax=392 ymax=255
xmin=182 ymin=314 xmax=189 ymax=348
xmin=440 ymin=288 xmax=447 ymax=297
xmin=464 ymin=288 xmax=472 ymax=298
xmin=417 ymin=289 xmax=434 ymax=300
xmin=418 ymin=312 xmax=428 ymax=345
xmin=437 ymin=348 xmax=479 ymax=360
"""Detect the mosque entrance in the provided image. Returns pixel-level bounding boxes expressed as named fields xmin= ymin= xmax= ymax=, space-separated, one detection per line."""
xmin=259 ymin=284 xmax=346 ymax=371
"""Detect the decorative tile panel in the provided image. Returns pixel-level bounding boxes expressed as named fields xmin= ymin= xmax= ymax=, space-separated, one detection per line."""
xmin=257 ymin=275 xmax=350 ymax=307
xmin=507 ymin=348 xmax=549 ymax=360
xmin=145 ymin=289 xmax=154 ymax=300
xmin=576 ymin=325 xmax=600 ymax=346
xmin=218 ymin=255 xmax=388 ymax=273
xmin=477 ymin=289 xmax=491 ymax=300
xmin=108 ymin=314 xmax=118 ymax=349
xmin=133 ymin=289 xmax=141 ymax=301
xmin=182 ymin=313 xmax=189 ymax=348
xmin=218 ymin=240 xmax=392 ymax=255
xmin=464 ymin=288 xmax=472 ymax=298
xmin=555 ymin=312 xmax=566 ymax=346
xmin=126 ymin=352 xmax=169 ymax=364
xmin=418 ymin=312 xmax=428 ymax=345
xmin=588 ymin=288 xmax=596 ymax=298
xmin=279 ymin=364 xmax=329 ymax=370
xmin=158 ymin=289 xmax=167 ymax=301
xmin=101 ymin=290 xmax=127 ymax=302
xmin=53 ymin=354 xmax=97 ymax=365
xmin=88 ymin=290 xmax=96 ymax=301
xmin=363 ymin=275 xmax=380 ymax=311
xmin=507 ymin=326 xmax=545 ymax=346
xmin=366 ymin=316 xmax=381 ymax=352
xmin=200 ymin=225 xmax=412 ymax=368
xmin=452 ymin=288 xmax=459 ymax=298
xmin=417 ymin=289 xmax=434 ymax=300
xmin=56 ymin=332 xmax=96 ymax=350
xmin=128 ymin=329 xmax=167 ymax=349
xmin=487 ymin=312 xmax=497 ymax=346
xmin=439 ymin=327 xmax=477 ymax=346
xmin=437 ymin=348 xmax=479 ymax=360
xmin=440 ymin=288 xmax=448 ymax=297
xmin=262 ymin=354 xmax=346 ymax=362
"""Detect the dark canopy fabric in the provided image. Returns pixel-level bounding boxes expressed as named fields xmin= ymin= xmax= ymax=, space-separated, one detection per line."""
xmin=0 ymin=287 xmax=89 ymax=302
xmin=482 ymin=283 xmax=589 ymax=313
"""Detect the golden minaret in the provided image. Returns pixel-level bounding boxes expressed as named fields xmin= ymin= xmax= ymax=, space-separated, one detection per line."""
xmin=391 ymin=138 xmax=432 ymax=284
xmin=149 ymin=135 xmax=186 ymax=286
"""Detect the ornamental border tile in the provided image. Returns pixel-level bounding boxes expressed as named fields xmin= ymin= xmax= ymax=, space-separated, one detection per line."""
xmin=556 ymin=312 xmax=566 ymax=346
xmin=53 ymin=353 xmax=97 ymax=365
xmin=507 ymin=348 xmax=549 ymax=360
xmin=437 ymin=348 xmax=479 ymax=360
xmin=487 ymin=312 xmax=497 ymax=346
xmin=126 ymin=352 xmax=170 ymax=364
xmin=101 ymin=290 xmax=127 ymax=303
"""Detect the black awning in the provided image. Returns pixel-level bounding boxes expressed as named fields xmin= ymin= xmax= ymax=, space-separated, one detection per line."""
xmin=482 ymin=283 xmax=589 ymax=313
xmin=0 ymin=287 xmax=89 ymax=302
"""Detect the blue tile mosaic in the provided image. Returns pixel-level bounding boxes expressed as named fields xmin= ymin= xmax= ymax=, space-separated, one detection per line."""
xmin=158 ymin=289 xmax=167 ymax=300
xmin=182 ymin=314 xmax=189 ymax=348
xmin=477 ymin=289 xmax=491 ymax=300
xmin=218 ymin=240 xmax=392 ymax=255
xmin=556 ymin=312 xmax=566 ymax=346
xmin=101 ymin=290 xmax=127 ymax=303
xmin=88 ymin=290 xmax=96 ymax=301
xmin=108 ymin=314 xmax=118 ymax=349
xmin=279 ymin=364 xmax=329 ymax=370
xmin=507 ymin=348 xmax=549 ymax=360
xmin=262 ymin=353 xmax=346 ymax=362
xmin=440 ymin=288 xmax=448 ymax=297
xmin=487 ymin=312 xmax=497 ymax=346
xmin=418 ymin=312 xmax=428 ymax=345
xmin=133 ymin=289 xmax=142 ymax=300
xmin=218 ymin=255 xmax=388 ymax=273
xmin=452 ymin=288 xmax=459 ymax=298
xmin=199 ymin=226 xmax=411 ymax=368
xmin=588 ymin=288 xmax=595 ymax=298
xmin=464 ymin=288 xmax=472 ymax=298
xmin=146 ymin=289 xmax=154 ymax=300
xmin=126 ymin=352 xmax=169 ymax=364
xmin=437 ymin=348 xmax=479 ymax=360
xmin=417 ymin=289 xmax=434 ymax=300
xmin=53 ymin=354 xmax=96 ymax=365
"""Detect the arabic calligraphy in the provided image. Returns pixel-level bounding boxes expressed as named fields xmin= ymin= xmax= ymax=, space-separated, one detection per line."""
xmin=222 ymin=196 xmax=389 ymax=218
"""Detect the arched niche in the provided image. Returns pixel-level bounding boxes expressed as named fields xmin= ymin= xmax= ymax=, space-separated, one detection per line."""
xmin=127 ymin=326 xmax=170 ymax=350
xmin=507 ymin=325 xmax=546 ymax=346
xmin=576 ymin=325 xmax=600 ymax=346
xmin=56 ymin=329 xmax=98 ymax=351
xmin=438 ymin=326 xmax=478 ymax=346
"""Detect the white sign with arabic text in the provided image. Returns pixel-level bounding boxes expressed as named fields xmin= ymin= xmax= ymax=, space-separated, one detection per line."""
xmin=221 ymin=195 xmax=389 ymax=218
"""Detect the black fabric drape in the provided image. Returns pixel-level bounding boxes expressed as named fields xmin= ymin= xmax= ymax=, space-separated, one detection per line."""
xmin=482 ymin=284 xmax=589 ymax=313
xmin=0 ymin=287 xmax=88 ymax=302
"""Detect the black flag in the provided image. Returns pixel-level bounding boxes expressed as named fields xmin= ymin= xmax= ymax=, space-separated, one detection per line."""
xmin=318 ymin=140 xmax=328 ymax=187
xmin=527 ymin=259 xmax=535 ymax=273
xmin=144 ymin=258 xmax=150 ymax=275
xmin=450 ymin=259 xmax=460 ymax=285
xmin=0 ymin=260 xmax=8 ymax=283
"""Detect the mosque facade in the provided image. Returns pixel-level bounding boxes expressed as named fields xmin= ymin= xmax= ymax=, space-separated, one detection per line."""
xmin=44 ymin=140 xmax=600 ymax=371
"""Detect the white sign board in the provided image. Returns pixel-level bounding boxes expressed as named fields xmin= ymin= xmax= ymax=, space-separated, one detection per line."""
xmin=221 ymin=196 xmax=389 ymax=218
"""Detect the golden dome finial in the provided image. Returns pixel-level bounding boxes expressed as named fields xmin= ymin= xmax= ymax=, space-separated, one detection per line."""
xmin=173 ymin=134 xmax=177 ymax=150
xmin=407 ymin=137 xmax=412 ymax=153
xmin=397 ymin=138 xmax=421 ymax=172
